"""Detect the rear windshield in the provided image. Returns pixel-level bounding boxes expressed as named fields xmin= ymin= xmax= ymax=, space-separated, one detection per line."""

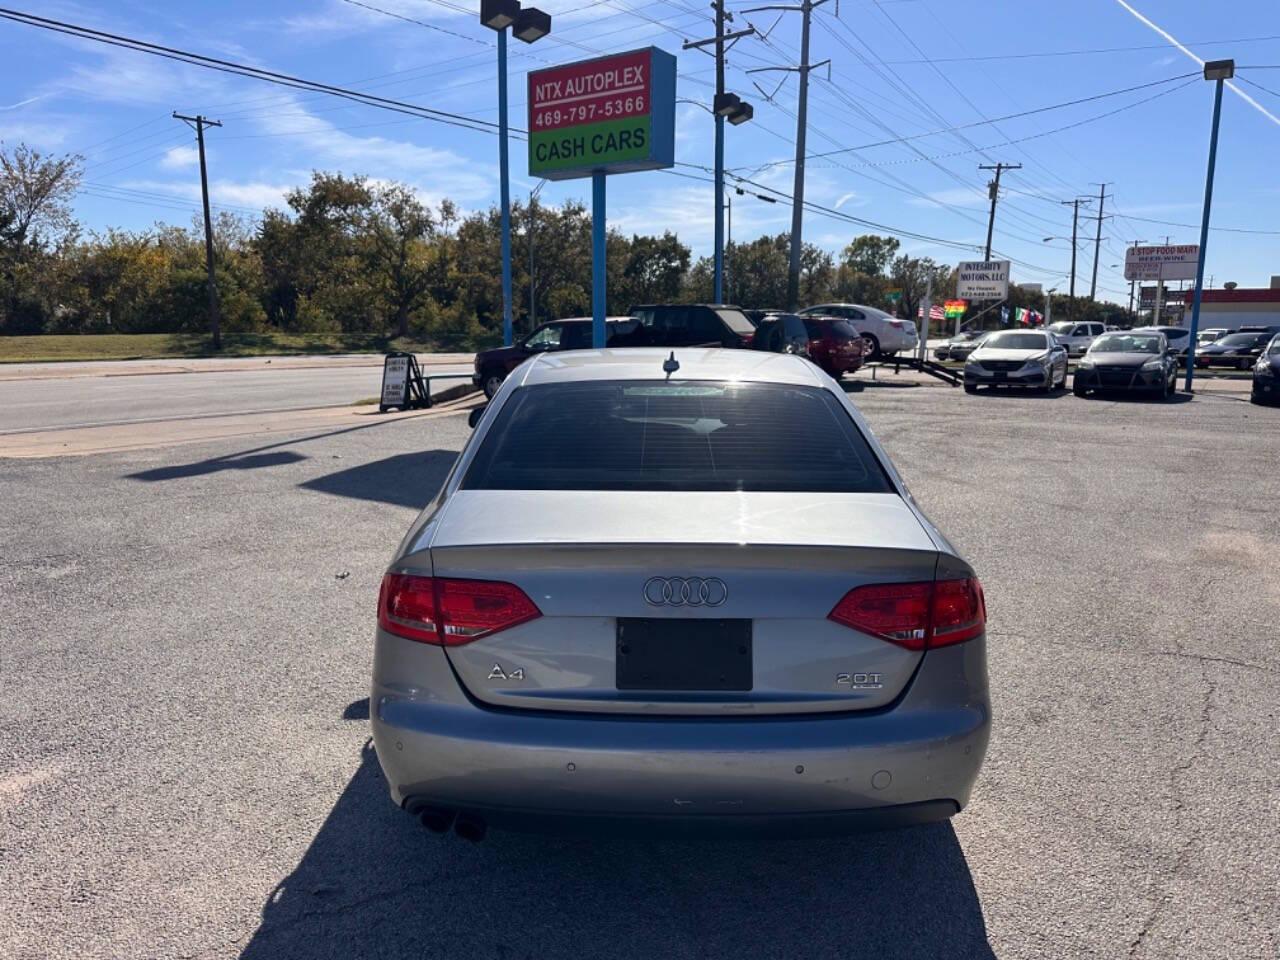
xmin=1218 ymin=333 xmax=1265 ymax=346
xmin=1091 ymin=334 xmax=1162 ymax=353
xmin=830 ymin=320 xmax=860 ymax=340
xmin=715 ymin=309 xmax=756 ymax=336
xmin=463 ymin=380 xmax=892 ymax=493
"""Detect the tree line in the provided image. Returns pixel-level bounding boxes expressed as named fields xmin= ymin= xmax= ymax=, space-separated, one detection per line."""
xmin=0 ymin=143 xmax=1129 ymax=345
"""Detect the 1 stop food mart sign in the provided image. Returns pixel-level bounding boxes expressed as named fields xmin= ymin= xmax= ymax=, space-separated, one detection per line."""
xmin=528 ymin=47 xmax=676 ymax=181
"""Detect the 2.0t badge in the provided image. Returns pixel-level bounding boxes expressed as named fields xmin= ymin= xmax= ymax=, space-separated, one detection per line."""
xmin=836 ymin=672 xmax=883 ymax=690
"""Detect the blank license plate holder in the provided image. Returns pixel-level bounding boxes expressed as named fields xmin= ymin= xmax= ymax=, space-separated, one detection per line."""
xmin=616 ymin=618 xmax=752 ymax=691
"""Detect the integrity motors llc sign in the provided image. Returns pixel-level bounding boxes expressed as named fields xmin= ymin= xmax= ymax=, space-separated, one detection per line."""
xmin=956 ymin=260 xmax=1011 ymax=300
xmin=528 ymin=47 xmax=676 ymax=181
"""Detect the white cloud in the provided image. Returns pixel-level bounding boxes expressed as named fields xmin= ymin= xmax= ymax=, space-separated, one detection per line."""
xmin=245 ymin=97 xmax=496 ymax=205
xmin=160 ymin=145 xmax=200 ymax=170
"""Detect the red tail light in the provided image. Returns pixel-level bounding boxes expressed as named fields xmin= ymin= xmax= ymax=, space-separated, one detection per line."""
xmin=378 ymin=573 xmax=541 ymax=646
xmin=828 ymin=577 xmax=985 ymax=651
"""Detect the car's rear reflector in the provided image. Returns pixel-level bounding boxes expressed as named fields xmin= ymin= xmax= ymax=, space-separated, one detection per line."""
xmin=379 ymin=573 xmax=541 ymax=646
xmin=827 ymin=577 xmax=985 ymax=650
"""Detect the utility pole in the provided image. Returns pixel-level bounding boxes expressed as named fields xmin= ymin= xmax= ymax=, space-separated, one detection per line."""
xmin=1060 ymin=197 xmax=1091 ymax=321
xmin=173 ymin=113 xmax=222 ymax=350
xmin=744 ymin=0 xmax=829 ymax=310
xmin=1089 ymin=182 xmax=1108 ymax=300
xmin=979 ymin=162 xmax=1020 ymax=261
xmin=684 ymin=6 xmax=754 ymax=304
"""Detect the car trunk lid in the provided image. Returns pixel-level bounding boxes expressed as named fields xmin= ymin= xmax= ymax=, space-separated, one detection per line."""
xmin=423 ymin=490 xmax=938 ymax=716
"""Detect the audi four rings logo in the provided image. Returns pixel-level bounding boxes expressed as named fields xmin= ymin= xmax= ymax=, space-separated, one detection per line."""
xmin=643 ymin=576 xmax=728 ymax=607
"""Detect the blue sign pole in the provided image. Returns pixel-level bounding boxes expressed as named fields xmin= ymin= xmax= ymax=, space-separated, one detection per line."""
xmin=498 ymin=29 xmax=514 ymax=348
xmin=713 ymin=114 xmax=724 ymax=304
xmin=1184 ymin=76 xmax=1225 ymax=393
xmin=592 ymin=171 xmax=606 ymax=349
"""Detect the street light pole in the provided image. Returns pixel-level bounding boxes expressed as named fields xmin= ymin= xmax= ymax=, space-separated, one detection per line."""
xmin=528 ymin=179 xmax=545 ymax=333
xmin=497 ymin=28 xmax=513 ymax=347
xmin=1185 ymin=59 xmax=1233 ymax=393
xmin=481 ymin=0 xmax=551 ymax=347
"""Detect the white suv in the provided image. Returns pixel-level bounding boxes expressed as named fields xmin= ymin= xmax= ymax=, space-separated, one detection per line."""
xmin=798 ymin=303 xmax=919 ymax=360
xmin=1047 ymin=320 xmax=1105 ymax=357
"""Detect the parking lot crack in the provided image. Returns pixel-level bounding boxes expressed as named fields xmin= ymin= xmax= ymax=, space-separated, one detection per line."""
xmin=1128 ymin=665 xmax=1216 ymax=958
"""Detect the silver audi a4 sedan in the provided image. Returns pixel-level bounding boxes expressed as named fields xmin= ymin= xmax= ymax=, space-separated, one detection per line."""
xmin=371 ymin=348 xmax=990 ymax=839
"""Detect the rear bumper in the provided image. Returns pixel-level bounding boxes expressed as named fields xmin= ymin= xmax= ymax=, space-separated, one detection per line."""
xmin=371 ymin=632 xmax=991 ymax=828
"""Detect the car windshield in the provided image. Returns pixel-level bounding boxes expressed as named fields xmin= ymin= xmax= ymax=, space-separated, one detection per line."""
xmin=1268 ymin=340 xmax=1280 ymax=356
xmin=1091 ymin=334 xmax=1162 ymax=354
xmin=715 ymin=309 xmax=756 ymax=336
xmin=981 ymin=332 xmax=1047 ymax=350
xmin=463 ymin=380 xmax=892 ymax=493
xmin=1218 ymin=333 xmax=1263 ymax=346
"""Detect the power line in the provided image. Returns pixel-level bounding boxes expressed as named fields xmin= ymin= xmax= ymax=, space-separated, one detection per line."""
xmin=339 ymin=0 xmax=490 ymax=45
xmin=1108 ymin=207 xmax=1280 ymax=236
xmin=760 ymin=72 xmax=1198 ymax=168
xmin=877 ymin=34 xmax=1280 ymax=65
xmin=0 ymin=7 xmax=510 ymax=135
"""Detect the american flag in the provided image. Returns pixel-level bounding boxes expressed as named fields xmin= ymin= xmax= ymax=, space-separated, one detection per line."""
xmin=917 ymin=304 xmax=946 ymax=321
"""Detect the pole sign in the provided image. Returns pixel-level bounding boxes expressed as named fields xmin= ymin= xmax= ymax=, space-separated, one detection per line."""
xmin=956 ymin=260 xmax=1010 ymax=300
xmin=528 ymin=47 xmax=676 ymax=181
xmin=1124 ymin=244 xmax=1199 ymax=282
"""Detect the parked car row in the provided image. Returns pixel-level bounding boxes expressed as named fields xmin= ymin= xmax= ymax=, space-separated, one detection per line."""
xmin=473 ymin=302 xmax=896 ymax=397
xmin=961 ymin=328 xmax=1280 ymax=404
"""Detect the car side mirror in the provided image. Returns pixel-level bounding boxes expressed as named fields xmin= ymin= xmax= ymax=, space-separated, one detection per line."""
xmin=468 ymin=405 xmax=486 ymax=429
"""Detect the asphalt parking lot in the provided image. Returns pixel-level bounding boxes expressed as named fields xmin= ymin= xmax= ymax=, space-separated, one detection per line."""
xmin=2 ymin=380 xmax=1277 ymax=959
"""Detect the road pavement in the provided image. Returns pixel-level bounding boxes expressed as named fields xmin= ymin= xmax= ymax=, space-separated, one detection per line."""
xmin=1 ymin=379 xmax=1277 ymax=959
xmin=0 ymin=354 xmax=474 ymax=434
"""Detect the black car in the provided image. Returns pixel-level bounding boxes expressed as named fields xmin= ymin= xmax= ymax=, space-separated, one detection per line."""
xmin=1073 ymin=330 xmax=1178 ymax=399
xmin=630 ymin=304 xmax=757 ymax=347
xmin=934 ymin=330 xmax=982 ymax=361
xmin=1251 ymin=334 xmax=1280 ymax=405
xmin=472 ymin=316 xmax=639 ymax=398
xmin=1195 ymin=331 xmax=1273 ymax=370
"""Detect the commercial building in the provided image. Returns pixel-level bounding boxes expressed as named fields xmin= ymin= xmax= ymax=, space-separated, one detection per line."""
xmin=1192 ymin=283 xmax=1280 ymax=332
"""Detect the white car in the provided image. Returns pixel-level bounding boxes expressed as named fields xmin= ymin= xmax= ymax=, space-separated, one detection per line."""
xmin=963 ymin=329 xmax=1069 ymax=393
xmin=798 ymin=303 xmax=919 ymax=360
xmin=1047 ymin=320 xmax=1105 ymax=357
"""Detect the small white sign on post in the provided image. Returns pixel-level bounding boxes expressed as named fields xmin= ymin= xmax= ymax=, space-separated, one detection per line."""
xmin=380 ymin=355 xmax=410 ymax=409
xmin=956 ymin=260 xmax=1010 ymax=300
xmin=1124 ymin=244 xmax=1199 ymax=282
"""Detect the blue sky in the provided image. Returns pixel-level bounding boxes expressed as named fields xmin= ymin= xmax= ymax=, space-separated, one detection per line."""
xmin=3 ymin=0 xmax=1280 ymax=302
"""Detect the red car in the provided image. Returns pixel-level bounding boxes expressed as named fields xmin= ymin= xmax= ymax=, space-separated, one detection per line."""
xmin=801 ymin=315 xmax=866 ymax=378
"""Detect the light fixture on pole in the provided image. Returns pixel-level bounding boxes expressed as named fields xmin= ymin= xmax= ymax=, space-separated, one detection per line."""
xmin=1184 ymin=58 xmax=1234 ymax=392
xmin=480 ymin=0 xmax=551 ymax=347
